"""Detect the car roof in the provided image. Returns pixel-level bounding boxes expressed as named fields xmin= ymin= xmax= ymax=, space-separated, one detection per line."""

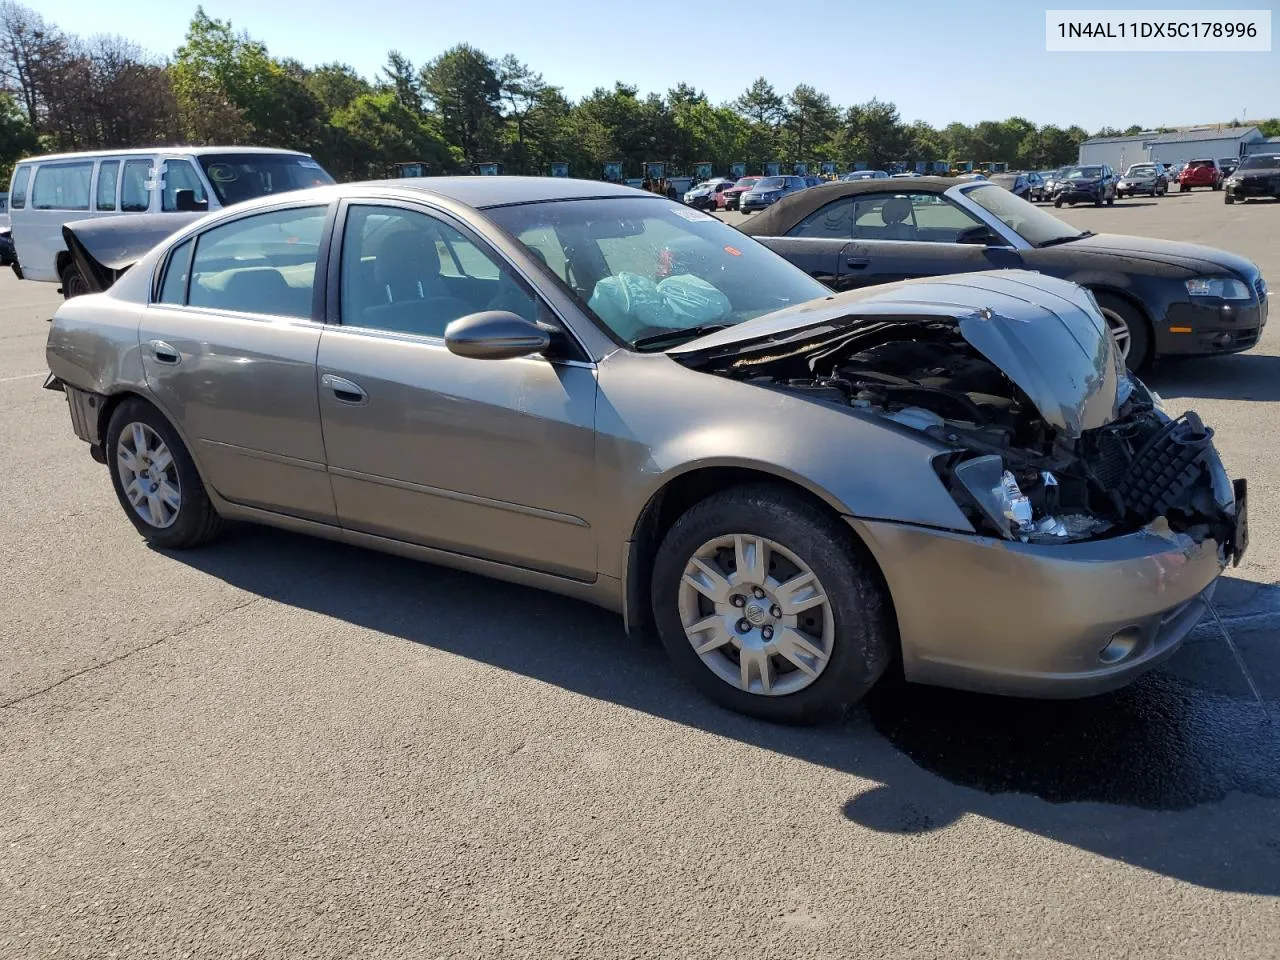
xmin=345 ymin=175 xmax=652 ymax=208
xmin=18 ymin=146 xmax=312 ymax=164
xmin=738 ymin=176 xmax=961 ymax=236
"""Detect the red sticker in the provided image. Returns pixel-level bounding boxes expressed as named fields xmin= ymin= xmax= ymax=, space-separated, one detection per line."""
xmin=724 ymin=245 xmax=742 ymax=257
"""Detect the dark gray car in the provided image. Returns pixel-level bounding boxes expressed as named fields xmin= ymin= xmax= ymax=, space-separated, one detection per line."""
xmin=45 ymin=178 xmax=1247 ymax=723
xmin=739 ymin=176 xmax=1269 ymax=369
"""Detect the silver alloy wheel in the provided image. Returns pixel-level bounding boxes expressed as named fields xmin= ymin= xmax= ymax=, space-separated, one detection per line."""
xmin=1099 ymin=306 xmax=1132 ymax=361
xmin=116 ymin=422 xmax=182 ymax=529
xmin=677 ymin=534 xmax=836 ymax=697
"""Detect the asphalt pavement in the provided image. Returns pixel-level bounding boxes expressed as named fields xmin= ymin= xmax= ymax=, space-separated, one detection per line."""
xmin=2 ymin=189 xmax=1278 ymax=959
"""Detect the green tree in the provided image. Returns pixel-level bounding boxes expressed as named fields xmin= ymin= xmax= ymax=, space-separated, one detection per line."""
xmin=0 ymin=90 xmax=37 ymax=186
xmin=782 ymin=84 xmax=838 ymax=163
xmin=329 ymin=89 xmax=455 ymax=179
xmin=735 ymin=77 xmax=785 ymax=127
xmin=420 ymin=44 xmax=502 ymax=165
xmin=497 ymin=54 xmax=551 ymax=174
xmin=380 ymin=51 xmax=421 ymax=113
xmin=306 ymin=62 xmax=371 ymax=115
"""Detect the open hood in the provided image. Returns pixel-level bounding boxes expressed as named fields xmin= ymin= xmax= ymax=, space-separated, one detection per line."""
xmin=671 ymin=270 xmax=1122 ymax=438
xmin=62 ymin=213 xmax=203 ymax=293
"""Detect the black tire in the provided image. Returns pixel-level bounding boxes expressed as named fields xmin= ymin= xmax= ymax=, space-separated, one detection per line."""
xmin=1180 ymin=185 xmax=1189 ymax=193
xmin=1093 ymin=291 xmax=1152 ymax=372
xmin=1106 ymin=196 xmax=1114 ymax=206
xmin=105 ymin=397 xmax=227 ymax=549
xmin=1225 ymin=193 xmax=1235 ymax=205
xmin=651 ymin=484 xmax=894 ymax=724
xmin=60 ymin=261 xmax=89 ymax=300
xmin=1212 ymin=181 xmax=1221 ymax=191
xmin=1054 ymin=198 xmax=1063 ymax=208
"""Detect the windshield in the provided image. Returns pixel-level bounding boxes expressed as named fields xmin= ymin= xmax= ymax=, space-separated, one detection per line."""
xmin=1189 ymin=160 xmax=1214 ymax=168
xmin=484 ymin=196 xmax=829 ymax=348
xmin=1065 ymin=166 xmax=1102 ymax=179
xmin=196 ymin=153 xmax=334 ymax=206
xmin=1127 ymin=165 xmax=1156 ymax=176
xmin=962 ymin=183 xmax=1082 ymax=246
xmin=733 ymin=178 xmax=758 ymax=189
xmin=1237 ymin=155 xmax=1279 ymax=170
xmin=757 ymin=177 xmax=787 ymax=189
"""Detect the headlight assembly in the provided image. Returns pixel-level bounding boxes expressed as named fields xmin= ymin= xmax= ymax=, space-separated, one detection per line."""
xmin=1186 ymin=277 xmax=1252 ymax=299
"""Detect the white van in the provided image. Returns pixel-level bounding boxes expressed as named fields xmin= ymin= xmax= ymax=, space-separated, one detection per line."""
xmin=9 ymin=146 xmax=333 ymax=290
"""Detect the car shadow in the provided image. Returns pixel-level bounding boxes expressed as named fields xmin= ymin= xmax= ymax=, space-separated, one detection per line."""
xmin=163 ymin=525 xmax=1280 ymax=895
xmin=1148 ymin=352 xmax=1280 ymax=402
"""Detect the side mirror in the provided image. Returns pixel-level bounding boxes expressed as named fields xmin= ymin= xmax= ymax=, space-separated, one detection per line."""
xmin=956 ymin=225 xmax=1003 ymax=246
xmin=444 ymin=310 xmax=552 ymax=360
xmin=174 ymin=189 xmax=208 ymax=213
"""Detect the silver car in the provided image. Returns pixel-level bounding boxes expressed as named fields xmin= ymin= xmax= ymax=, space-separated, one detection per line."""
xmin=45 ymin=179 xmax=1248 ymax=723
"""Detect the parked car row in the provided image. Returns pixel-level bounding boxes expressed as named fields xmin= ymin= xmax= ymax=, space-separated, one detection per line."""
xmin=40 ymin=174 xmax=1252 ymax=725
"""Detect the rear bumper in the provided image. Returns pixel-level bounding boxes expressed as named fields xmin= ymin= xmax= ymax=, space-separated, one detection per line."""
xmin=851 ymin=517 xmax=1228 ymax=698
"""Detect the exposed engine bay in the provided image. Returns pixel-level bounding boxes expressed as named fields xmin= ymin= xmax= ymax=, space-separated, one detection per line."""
xmin=688 ymin=318 xmax=1245 ymax=558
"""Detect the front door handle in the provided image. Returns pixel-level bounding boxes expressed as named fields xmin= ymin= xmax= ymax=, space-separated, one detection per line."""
xmin=321 ymin=373 xmax=368 ymax=405
xmin=149 ymin=340 xmax=181 ymax=364
xmin=845 ymin=257 xmax=870 ymax=269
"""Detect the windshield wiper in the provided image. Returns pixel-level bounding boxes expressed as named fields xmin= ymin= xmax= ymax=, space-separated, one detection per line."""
xmin=632 ymin=323 xmax=731 ymax=350
xmin=1037 ymin=230 xmax=1094 ymax=249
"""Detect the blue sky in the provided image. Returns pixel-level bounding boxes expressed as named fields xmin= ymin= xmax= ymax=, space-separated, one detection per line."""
xmin=34 ymin=0 xmax=1280 ymax=131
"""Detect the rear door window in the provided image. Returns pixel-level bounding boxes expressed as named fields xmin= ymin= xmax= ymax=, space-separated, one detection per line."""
xmin=96 ymin=160 xmax=119 ymax=211
xmin=9 ymin=165 xmax=30 ymax=209
xmin=121 ymin=159 xmax=153 ymax=212
xmin=188 ymin=206 xmax=327 ymax=318
xmin=31 ymin=161 xmax=92 ymax=210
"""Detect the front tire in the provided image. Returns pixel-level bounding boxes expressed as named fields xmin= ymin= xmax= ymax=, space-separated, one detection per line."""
xmin=1054 ymin=198 xmax=1063 ymax=208
xmin=1093 ymin=291 xmax=1152 ymax=372
xmin=1225 ymin=193 xmax=1235 ymax=204
xmin=106 ymin=398 xmax=227 ymax=549
xmin=651 ymin=485 xmax=893 ymax=724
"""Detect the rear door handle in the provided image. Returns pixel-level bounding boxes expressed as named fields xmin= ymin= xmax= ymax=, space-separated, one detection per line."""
xmin=845 ymin=258 xmax=870 ymax=269
xmin=321 ymin=373 xmax=368 ymax=405
xmin=149 ymin=340 xmax=181 ymax=364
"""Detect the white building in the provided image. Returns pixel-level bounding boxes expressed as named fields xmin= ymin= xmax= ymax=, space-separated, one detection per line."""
xmin=1079 ymin=126 xmax=1267 ymax=171
xmin=1077 ymin=133 xmax=1155 ymax=171
xmin=1244 ymin=135 xmax=1280 ymax=155
xmin=1146 ymin=127 xmax=1264 ymax=166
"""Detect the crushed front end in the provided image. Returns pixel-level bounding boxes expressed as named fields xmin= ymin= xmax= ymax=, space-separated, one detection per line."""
xmin=676 ymin=283 xmax=1247 ymax=695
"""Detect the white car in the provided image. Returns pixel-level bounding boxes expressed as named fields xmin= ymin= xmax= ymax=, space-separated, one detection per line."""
xmin=8 ymin=146 xmax=333 ymax=296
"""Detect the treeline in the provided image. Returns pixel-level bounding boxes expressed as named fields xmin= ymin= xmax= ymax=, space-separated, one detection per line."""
xmin=3 ymin=2 xmax=1278 ymax=189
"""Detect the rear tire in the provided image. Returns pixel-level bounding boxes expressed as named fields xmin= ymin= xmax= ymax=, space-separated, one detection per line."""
xmin=1054 ymin=198 xmax=1063 ymax=208
xmin=1225 ymin=193 xmax=1235 ymax=204
xmin=651 ymin=485 xmax=893 ymax=724
xmin=60 ymin=261 xmax=89 ymax=300
xmin=105 ymin=398 xmax=227 ymax=549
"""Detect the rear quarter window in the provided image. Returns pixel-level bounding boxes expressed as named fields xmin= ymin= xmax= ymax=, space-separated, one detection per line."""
xmin=32 ymin=161 xmax=93 ymax=210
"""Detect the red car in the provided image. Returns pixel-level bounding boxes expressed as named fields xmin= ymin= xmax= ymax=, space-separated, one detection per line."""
xmin=720 ymin=177 xmax=759 ymax=211
xmin=1179 ymin=158 xmax=1222 ymax=192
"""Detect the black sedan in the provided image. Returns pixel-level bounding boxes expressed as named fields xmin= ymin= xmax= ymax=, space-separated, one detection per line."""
xmin=1053 ymin=164 xmax=1117 ymax=207
xmin=1223 ymin=154 xmax=1280 ymax=204
xmin=737 ymin=176 xmax=1269 ymax=369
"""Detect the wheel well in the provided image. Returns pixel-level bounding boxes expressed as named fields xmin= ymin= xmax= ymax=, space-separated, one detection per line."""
xmin=95 ymin=389 xmax=146 ymax=446
xmin=624 ymin=467 xmax=891 ymax=641
xmin=55 ymin=250 xmax=72 ymax=277
xmin=1087 ymin=286 xmax=1153 ymax=340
